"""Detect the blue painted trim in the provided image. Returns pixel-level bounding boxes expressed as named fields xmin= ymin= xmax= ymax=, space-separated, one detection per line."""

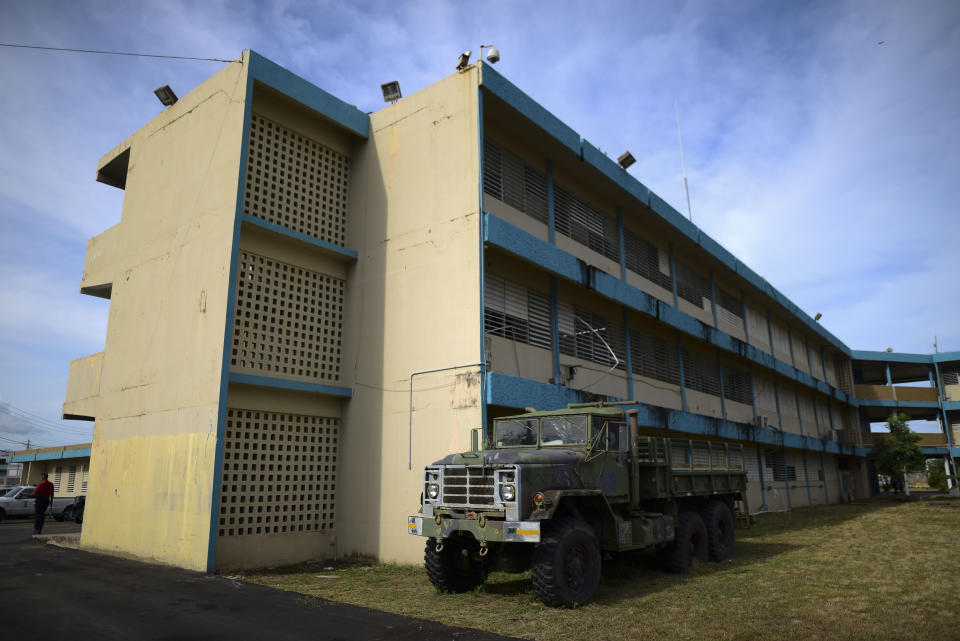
xmin=240 ymin=214 xmax=358 ymax=259
xmin=669 ymin=243 xmax=679 ymax=307
xmin=717 ymin=353 xmax=727 ymax=421
xmin=623 ymin=306 xmax=634 ymax=400
xmin=228 ymin=372 xmax=353 ymax=397
xmin=9 ymin=448 xmax=92 ymax=463
xmin=550 ymin=277 xmax=561 ymax=384
xmin=922 ymin=447 xmax=960 ymax=457
xmin=581 ymin=139 xmax=653 ymax=208
xmin=617 ymin=207 xmax=626 ymax=281
xmin=710 ymin=271 xmax=719 ymax=328
xmin=208 ymin=58 xmax=255 ymax=573
xmin=677 ymin=333 xmax=688 ymax=412
xmin=247 ymin=51 xmax=369 ymax=138
xmin=478 ymin=86 xmax=489 ymax=440
xmin=547 ymin=160 xmax=556 ymax=244
xmin=945 ymin=401 xmax=960 ymax=411
xmin=485 ymin=214 xmax=581 ymax=282
xmin=756 ymin=447 xmax=767 ymax=510
xmin=856 ymin=399 xmax=940 ymax=409
xmin=772 ymin=378 xmax=791 ymax=509
xmin=933 ymin=362 xmax=954 ymax=449
xmin=933 ymin=351 xmax=960 ymax=363
xmin=479 ymin=64 xmax=580 ymax=154
xmin=851 ymin=349 xmax=960 ymax=364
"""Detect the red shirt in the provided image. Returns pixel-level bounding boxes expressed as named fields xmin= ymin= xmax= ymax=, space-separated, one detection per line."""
xmin=34 ymin=480 xmax=54 ymax=499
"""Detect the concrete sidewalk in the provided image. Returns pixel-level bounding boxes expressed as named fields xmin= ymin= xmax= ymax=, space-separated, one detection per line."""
xmin=1 ymin=520 xmax=516 ymax=641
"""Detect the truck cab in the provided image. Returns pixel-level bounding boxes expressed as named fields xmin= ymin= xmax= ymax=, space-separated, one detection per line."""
xmin=408 ymin=405 xmax=746 ymax=607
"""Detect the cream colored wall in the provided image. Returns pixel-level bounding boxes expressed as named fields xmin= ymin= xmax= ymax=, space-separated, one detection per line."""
xmin=77 ymin=55 xmax=250 ymax=571
xmin=338 ymin=67 xmax=483 ymax=564
xmin=63 ymin=352 xmax=103 ymax=419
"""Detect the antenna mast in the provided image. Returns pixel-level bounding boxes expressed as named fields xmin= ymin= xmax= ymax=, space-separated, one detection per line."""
xmin=675 ymin=100 xmax=693 ymax=223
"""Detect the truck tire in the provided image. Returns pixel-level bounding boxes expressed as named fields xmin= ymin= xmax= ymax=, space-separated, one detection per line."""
xmin=659 ymin=511 xmax=708 ymax=573
xmin=701 ymin=501 xmax=735 ymax=562
xmin=424 ymin=535 xmax=486 ymax=593
xmin=531 ymin=517 xmax=602 ymax=607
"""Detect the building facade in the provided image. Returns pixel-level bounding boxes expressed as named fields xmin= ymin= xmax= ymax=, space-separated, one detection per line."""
xmin=6 ymin=443 xmax=92 ymax=494
xmin=62 ymin=50 xmax=958 ymax=572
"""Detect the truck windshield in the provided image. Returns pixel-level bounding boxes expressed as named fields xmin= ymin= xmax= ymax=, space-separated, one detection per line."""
xmin=541 ymin=416 xmax=587 ymax=445
xmin=495 ymin=419 xmax=537 ymax=447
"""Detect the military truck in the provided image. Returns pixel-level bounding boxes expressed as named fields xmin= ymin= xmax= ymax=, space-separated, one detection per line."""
xmin=407 ymin=404 xmax=747 ymax=607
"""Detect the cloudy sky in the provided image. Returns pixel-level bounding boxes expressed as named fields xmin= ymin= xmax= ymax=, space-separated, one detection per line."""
xmin=1 ymin=0 xmax=957 ymax=448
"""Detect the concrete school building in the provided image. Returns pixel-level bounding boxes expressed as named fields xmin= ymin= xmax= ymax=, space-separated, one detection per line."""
xmin=61 ymin=50 xmax=959 ymax=572
xmin=6 ymin=443 xmax=92 ymax=494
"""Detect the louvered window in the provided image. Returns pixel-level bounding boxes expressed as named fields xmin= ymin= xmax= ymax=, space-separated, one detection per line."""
xmin=779 ymin=387 xmax=798 ymax=420
xmin=554 ymin=186 xmax=620 ymax=262
xmin=717 ymin=288 xmax=744 ymax=329
xmin=792 ymin=335 xmax=809 ymax=370
xmin=624 ymin=229 xmax=672 ymax=290
xmin=771 ymin=320 xmax=791 ymax=356
xmin=765 ymin=449 xmax=797 ymax=482
xmin=483 ymin=140 xmax=548 ymax=224
xmin=682 ymin=349 xmax=721 ymax=396
xmin=809 ymin=346 xmax=823 ymax=378
xmin=630 ymin=328 xmax=680 ymax=385
xmin=942 ymin=366 xmax=960 ymax=385
xmin=675 ymin=261 xmax=711 ymax=310
xmin=756 ymin=377 xmax=777 ymax=412
xmin=558 ymin=304 xmax=626 ymax=369
xmin=723 ymin=363 xmax=753 ymax=405
xmin=484 ymin=274 xmax=551 ymax=350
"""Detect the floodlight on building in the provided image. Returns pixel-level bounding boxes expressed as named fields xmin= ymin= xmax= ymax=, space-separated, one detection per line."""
xmin=153 ymin=85 xmax=178 ymax=107
xmin=381 ymin=81 xmax=402 ymax=103
xmin=814 ymin=312 xmax=822 ymax=321
xmin=456 ymin=50 xmax=472 ymax=71
xmin=480 ymin=44 xmax=500 ymax=64
xmin=617 ymin=151 xmax=636 ymax=169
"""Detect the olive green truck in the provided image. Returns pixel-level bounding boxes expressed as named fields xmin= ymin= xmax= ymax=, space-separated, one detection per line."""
xmin=407 ymin=405 xmax=747 ymax=607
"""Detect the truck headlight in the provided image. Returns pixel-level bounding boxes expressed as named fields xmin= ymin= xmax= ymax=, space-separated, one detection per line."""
xmin=500 ymin=483 xmax=516 ymax=502
xmin=427 ymin=483 xmax=440 ymax=500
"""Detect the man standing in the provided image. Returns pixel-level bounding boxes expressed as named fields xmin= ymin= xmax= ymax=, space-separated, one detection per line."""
xmin=34 ymin=473 xmax=54 ymax=535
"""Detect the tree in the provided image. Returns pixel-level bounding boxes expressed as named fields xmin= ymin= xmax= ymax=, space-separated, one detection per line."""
xmin=927 ymin=460 xmax=949 ymax=492
xmin=869 ymin=413 xmax=924 ymax=494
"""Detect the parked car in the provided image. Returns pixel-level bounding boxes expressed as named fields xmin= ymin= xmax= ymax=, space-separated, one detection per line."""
xmin=0 ymin=485 xmax=76 ymax=521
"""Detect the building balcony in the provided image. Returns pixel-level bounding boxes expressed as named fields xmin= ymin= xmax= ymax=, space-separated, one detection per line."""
xmin=62 ymin=352 xmax=103 ymax=420
xmin=854 ymin=384 xmax=939 ymax=403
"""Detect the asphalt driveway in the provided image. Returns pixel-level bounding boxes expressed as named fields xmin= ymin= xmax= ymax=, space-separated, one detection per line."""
xmin=0 ymin=518 xmax=515 ymax=641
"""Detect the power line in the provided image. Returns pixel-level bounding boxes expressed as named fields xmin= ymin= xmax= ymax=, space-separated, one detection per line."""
xmin=1 ymin=402 xmax=92 ymax=433
xmin=0 ymin=43 xmax=239 ymax=64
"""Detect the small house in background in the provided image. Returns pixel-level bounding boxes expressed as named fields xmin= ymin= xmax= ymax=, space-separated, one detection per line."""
xmin=7 ymin=443 xmax=92 ymax=495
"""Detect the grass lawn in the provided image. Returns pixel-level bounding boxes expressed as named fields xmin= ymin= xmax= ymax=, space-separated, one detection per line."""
xmin=242 ymin=497 xmax=960 ymax=640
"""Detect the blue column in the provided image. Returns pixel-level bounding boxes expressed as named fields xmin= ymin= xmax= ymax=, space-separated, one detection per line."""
xmin=787 ymin=325 xmax=796 ymax=367
xmin=617 ymin=206 xmax=626 ymax=281
xmin=669 ymin=243 xmax=679 ymax=307
xmin=741 ymin=290 xmax=750 ymax=344
xmin=796 ymin=383 xmax=813 ymax=505
xmin=623 ymin=307 xmax=634 ymax=400
xmin=773 ymin=377 xmax=791 ymax=509
xmin=551 ymin=276 xmax=561 ymax=385
xmin=710 ymin=271 xmax=719 ymax=328
xmin=677 ymin=332 xmax=687 ymax=412
xmin=749 ymin=362 xmax=766 ymax=509
xmin=717 ymin=352 xmax=728 ymax=427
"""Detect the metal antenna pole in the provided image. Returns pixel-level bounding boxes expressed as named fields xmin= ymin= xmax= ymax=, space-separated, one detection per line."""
xmin=675 ymin=100 xmax=693 ymax=223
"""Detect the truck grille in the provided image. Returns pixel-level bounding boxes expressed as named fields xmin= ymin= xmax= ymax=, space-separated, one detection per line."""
xmin=442 ymin=467 xmax=495 ymax=506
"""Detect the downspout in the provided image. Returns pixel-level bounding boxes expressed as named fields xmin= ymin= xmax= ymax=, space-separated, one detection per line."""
xmin=476 ymin=68 xmax=488 ymax=447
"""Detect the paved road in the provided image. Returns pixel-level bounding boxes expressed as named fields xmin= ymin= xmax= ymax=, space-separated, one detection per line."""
xmin=0 ymin=518 xmax=516 ymax=641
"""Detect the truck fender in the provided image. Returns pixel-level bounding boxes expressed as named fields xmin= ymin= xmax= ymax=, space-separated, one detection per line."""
xmin=529 ymin=489 xmax=621 ymax=547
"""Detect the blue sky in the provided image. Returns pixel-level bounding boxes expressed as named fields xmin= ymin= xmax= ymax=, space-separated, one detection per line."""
xmin=1 ymin=0 xmax=958 ymax=448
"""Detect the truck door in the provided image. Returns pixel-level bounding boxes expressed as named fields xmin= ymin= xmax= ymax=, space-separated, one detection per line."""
xmin=597 ymin=420 xmax=630 ymax=500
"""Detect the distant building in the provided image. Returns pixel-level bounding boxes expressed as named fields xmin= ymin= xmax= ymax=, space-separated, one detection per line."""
xmin=6 ymin=443 xmax=92 ymax=494
xmin=61 ymin=50 xmax=958 ymax=572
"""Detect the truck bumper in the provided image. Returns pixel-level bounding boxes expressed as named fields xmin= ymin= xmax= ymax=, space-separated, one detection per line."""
xmin=408 ymin=515 xmax=541 ymax=543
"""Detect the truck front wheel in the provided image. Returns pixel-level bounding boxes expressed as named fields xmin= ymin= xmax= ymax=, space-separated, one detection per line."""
xmin=659 ymin=510 xmax=708 ymax=573
xmin=701 ymin=500 xmax=735 ymax=561
xmin=424 ymin=535 xmax=486 ymax=593
xmin=532 ymin=517 xmax=602 ymax=607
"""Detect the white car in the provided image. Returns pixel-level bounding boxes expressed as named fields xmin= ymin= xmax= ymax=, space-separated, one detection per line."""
xmin=0 ymin=485 xmax=75 ymax=521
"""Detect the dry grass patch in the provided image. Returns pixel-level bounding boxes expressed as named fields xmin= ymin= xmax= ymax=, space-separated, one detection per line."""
xmin=242 ymin=498 xmax=960 ymax=640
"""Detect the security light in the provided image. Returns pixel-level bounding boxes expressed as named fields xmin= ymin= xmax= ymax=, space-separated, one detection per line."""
xmin=381 ymin=81 xmax=402 ymax=103
xmin=153 ymin=85 xmax=178 ymax=107
xmin=456 ymin=50 xmax=472 ymax=70
xmin=480 ymin=44 xmax=500 ymax=64
xmin=814 ymin=313 xmax=822 ymax=321
xmin=617 ymin=151 xmax=636 ymax=169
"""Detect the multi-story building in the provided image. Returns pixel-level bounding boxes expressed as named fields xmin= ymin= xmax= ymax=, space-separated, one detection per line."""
xmin=61 ymin=50 xmax=958 ymax=572
xmin=6 ymin=443 xmax=92 ymax=492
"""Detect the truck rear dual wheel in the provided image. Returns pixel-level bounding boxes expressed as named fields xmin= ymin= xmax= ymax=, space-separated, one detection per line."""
xmin=701 ymin=501 xmax=735 ymax=562
xmin=659 ymin=511 xmax=708 ymax=573
xmin=532 ymin=517 xmax=602 ymax=607
xmin=424 ymin=535 xmax=486 ymax=593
